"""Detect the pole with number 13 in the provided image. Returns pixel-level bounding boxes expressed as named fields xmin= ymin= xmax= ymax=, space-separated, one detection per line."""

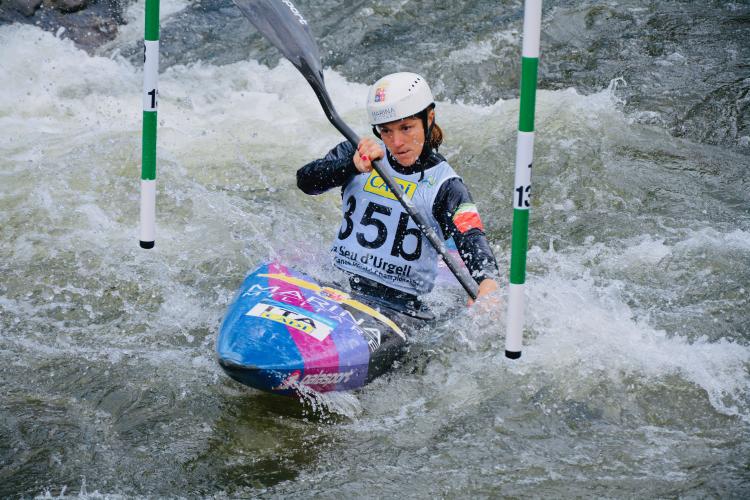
xmin=506 ymin=0 xmax=542 ymax=359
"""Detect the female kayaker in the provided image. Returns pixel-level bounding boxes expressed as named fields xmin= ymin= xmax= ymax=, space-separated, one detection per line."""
xmin=297 ymin=72 xmax=499 ymax=317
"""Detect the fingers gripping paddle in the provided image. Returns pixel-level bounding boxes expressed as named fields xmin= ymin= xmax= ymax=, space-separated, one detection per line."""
xmin=234 ymin=0 xmax=479 ymax=300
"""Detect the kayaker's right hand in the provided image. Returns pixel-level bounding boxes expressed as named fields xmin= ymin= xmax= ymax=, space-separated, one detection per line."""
xmin=468 ymin=278 xmax=500 ymax=310
xmin=353 ymin=138 xmax=384 ymax=173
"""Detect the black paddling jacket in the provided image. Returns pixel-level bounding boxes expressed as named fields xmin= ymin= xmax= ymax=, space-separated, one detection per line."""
xmin=297 ymin=141 xmax=499 ymax=291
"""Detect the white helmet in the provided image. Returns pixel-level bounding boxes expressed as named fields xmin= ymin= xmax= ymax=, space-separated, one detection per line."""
xmin=366 ymin=72 xmax=435 ymax=125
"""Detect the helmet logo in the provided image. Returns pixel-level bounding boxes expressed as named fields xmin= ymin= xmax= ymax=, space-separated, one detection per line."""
xmin=371 ymin=107 xmax=396 ymax=121
xmin=374 ymin=86 xmax=386 ymax=103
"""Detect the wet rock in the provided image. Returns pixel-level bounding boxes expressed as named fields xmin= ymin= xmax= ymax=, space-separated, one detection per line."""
xmin=49 ymin=0 xmax=88 ymax=14
xmin=13 ymin=0 xmax=43 ymax=16
xmin=0 ymin=0 xmax=130 ymax=51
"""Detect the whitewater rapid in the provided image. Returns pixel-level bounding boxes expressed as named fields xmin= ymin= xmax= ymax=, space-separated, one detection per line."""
xmin=1 ymin=1 xmax=748 ymax=495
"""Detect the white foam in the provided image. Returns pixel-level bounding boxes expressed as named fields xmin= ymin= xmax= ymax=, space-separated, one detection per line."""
xmin=610 ymin=235 xmax=673 ymax=270
xmin=674 ymin=227 xmax=750 ymax=252
xmin=447 ymin=30 xmax=520 ymax=64
xmin=514 ymin=243 xmax=750 ymax=422
xmin=448 ymin=40 xmax=498 ymax=64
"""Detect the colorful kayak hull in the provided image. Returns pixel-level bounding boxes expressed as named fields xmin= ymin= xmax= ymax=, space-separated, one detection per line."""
xmin=216 ymin=262 xmax=408 ymax=395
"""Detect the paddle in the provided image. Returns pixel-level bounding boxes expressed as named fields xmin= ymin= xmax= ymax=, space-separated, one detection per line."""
xmin=234 ymin=0 xmax=479 ymax=300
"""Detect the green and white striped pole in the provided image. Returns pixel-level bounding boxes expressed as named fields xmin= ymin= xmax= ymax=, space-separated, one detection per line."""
xmin=139 ymin=0 xmax=160 ymax=249
xmin=506 ymin=0 xmax=542 ymax=359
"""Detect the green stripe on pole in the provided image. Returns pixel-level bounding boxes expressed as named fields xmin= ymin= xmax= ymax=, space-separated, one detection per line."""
xmin=141 ymin=111 xmax=157 ymax=180
xmin=519 ymin=57 xmax=538 ymax=133
xmin=509 ymin=208 xmax=529 ymax=284
xmin=145 ymin=0 xmax=160 ymax=40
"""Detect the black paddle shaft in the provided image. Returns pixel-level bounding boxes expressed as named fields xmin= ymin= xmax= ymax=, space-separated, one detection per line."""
xmin=234 ymin=0 xmax=479 ymax=299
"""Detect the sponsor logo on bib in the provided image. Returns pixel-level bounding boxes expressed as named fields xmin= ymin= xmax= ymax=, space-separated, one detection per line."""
xmin=363 ymin=171 xmax=417 ymax=201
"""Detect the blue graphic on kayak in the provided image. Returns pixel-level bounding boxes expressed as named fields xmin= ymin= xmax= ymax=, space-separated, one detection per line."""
xmin=216 ymin=262 xmax=409 ymax=395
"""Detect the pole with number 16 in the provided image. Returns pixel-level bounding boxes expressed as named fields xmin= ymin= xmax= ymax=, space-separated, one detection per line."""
xmin=140 ymin=0 xmax=159 ymax=249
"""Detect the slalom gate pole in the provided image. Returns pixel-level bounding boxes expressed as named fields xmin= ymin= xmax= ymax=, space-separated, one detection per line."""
xmin=140 ymin=0 xmax=160 ymax=249
xmin=506 ymin=0 xmax=542 ymax=359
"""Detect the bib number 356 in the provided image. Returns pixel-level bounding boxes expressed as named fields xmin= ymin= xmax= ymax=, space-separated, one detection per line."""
xmin=338 ymin=196 xmax=422 ymax=261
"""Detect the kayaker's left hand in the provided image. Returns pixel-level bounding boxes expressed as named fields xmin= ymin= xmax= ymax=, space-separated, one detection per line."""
xmin=468 ymin=278 xmax=500 ymax=308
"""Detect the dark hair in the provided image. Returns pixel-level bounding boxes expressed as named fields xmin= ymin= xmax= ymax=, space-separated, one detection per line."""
xmin=429 ymin=122 xmax=443 ymax=150
xmin=419 ymin=104 xmax=442 ymax=152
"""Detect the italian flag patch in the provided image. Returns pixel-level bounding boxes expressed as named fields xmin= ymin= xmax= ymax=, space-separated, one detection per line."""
xmin=453 ymin=203 xmax=484 ymax=233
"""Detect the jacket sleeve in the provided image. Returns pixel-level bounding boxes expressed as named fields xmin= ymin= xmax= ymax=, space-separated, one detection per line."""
xmin=297 ymin=141 xmax=359 ymax=195
xmin=432 ymin=177 xmax=499 ymax=284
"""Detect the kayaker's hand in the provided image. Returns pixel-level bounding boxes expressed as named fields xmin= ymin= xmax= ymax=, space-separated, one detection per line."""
xmin=353 ymin=138 xmax=384 ymax=173
xmin=468 ymin=278 xmax=500 ymax=309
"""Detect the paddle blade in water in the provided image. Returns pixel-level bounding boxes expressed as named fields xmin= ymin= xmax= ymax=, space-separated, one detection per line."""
xmin=233 ymin=0 xmax=324 ymax=85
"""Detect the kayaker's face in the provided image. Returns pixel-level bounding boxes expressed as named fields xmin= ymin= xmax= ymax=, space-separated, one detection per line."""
xmin=377 ymin=115 xmax=427 ymax=167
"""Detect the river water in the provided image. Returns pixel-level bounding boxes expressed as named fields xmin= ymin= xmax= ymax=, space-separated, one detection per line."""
xmin=1 ymin=0 xmax=749 ymax=497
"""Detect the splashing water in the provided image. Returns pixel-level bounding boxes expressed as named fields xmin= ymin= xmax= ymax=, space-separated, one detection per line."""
xmin=1 ymin=0 xmax=749 ymax=496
